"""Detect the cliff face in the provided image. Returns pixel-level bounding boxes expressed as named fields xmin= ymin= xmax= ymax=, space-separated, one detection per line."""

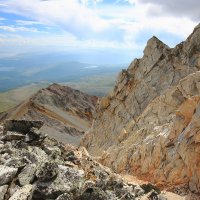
xmin=81 ymin=24 xmax=200 ymax=192
xmin=0 ymin=84 xmax=97 ymax=145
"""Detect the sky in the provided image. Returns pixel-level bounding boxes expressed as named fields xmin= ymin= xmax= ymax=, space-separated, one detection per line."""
xmin=0 ymin=0 xmax=199 ymax=62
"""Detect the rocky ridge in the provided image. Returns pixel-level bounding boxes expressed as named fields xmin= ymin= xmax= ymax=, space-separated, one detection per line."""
xmin=81 ymin=24 xmax=200 ymax=194
xmin=0 ymin=120 xmax=172 ymax=200
xmin=0 ymin=84 xmax=97 ymax=145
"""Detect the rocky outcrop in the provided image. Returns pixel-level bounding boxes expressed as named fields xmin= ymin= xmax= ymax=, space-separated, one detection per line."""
xmin=0 ymin=120 xmax=170 ymax=200
xmin=81 ymin=24 xmax=200 ymax=193
xmin=0 ymin=84 xmax=97 ymax=145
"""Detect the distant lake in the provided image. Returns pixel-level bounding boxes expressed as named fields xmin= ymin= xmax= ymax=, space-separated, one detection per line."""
xmin=83 ymin=65 xmax=99 ymax=69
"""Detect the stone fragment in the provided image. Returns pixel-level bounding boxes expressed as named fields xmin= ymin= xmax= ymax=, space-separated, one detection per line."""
xmin=35 ymin=161 xmax=59 ymax=181
xmin=0 ymin=165 xmax=18 ymax=185
xmin=9 ymin=184 xmax=33 ymax=200
xmin=18 ymin=164 xmax=37 ymax=186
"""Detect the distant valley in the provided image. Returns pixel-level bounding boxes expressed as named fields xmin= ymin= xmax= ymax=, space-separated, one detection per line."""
xmin=0 ymin=53 xmax=126 ymax=92
xmin=0 ymin=53 xmax=125 ymax=112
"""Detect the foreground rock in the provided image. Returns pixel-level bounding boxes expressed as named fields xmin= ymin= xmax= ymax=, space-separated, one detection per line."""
xmin=81 ymin=24 xmax=200 ymax=195
xmin=0 ymin=120 xmax=170 ymax=200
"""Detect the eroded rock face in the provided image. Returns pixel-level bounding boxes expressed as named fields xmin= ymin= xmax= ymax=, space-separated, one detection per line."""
xmin=0 ymin=120 xmax=167 ymax=200
xmin=81 ymin=24 xmax=200 ymax=192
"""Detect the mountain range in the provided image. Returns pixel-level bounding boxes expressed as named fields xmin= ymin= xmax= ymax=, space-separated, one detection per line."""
xmin=0 ymin=24 xmax=200 ymax=199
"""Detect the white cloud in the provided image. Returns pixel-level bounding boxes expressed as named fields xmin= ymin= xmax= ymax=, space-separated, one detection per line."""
xmin=0 ymin=31 xmax=141 ymax=52
xmin=0 ymin=3 xmax=8 ymax=7
xmin=0 ymin=0 xmax=198 ymax=56
xmin=97 ymin=1 xmax=196 ymax=46
xmin=0 ymin=0 xmax=108 ymax=34
xmin=0 ymin=0 xmax=197 ymax=41
xmin=15 ymin=20 xmax=44 ymax=26
xmin=0 ymin=25 xmax=41 ymax=32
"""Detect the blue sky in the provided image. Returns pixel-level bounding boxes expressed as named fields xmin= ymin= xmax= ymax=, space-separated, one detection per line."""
xmin=0 ymin=0 xmax=199 ymax=62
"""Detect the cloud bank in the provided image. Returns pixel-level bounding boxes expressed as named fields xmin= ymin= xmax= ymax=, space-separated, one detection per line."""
xmin=0 ymin=0 xmax=198 ymax=59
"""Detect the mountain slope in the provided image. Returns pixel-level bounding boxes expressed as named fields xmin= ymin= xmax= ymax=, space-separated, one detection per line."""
xmin=0 ymin=83 xmax=97 ymax=145
xmin=81 ymin=24 xmax=200 ymax=192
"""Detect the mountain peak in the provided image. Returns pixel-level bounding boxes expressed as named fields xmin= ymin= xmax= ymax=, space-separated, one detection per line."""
xmin=147 ymin=36 xmax=165 ymax=45
xmin=143 ymin=35 xmax=169 ymax=57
